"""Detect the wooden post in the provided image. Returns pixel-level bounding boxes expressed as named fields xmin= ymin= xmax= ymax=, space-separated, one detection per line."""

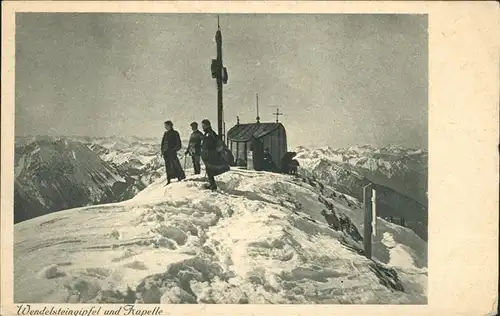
xmin=363 ymin=183 xmax=373 ymax=259
xmin=372 ymin=188 xmax=377 ymax=237
xmin=223 ymin=121 xmax=226 ymax=143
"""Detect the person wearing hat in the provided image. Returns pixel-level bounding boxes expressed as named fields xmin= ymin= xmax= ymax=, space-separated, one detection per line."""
xmin=161 ymin=120 xmax=186 ymax=185
xmin=185 ymin=121 xmax=203 ymax=175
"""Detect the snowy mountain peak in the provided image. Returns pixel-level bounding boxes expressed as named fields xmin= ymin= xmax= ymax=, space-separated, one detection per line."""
xmin=14 ymin=137 xmax=147 ymax=223
xmin=14 ymin=169 xmax=427 ymax=304
xmin=294 ymin=144 xmax=428 ymax=241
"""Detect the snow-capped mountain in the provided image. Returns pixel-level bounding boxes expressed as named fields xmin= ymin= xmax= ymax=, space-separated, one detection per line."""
xmin=83 ymin=137 xmax=164 ymax=188
xmin=13 ymin=169 xmax=427 ymax=304
xmin=14 ymin=135 xmax=198 ymax=223
xmin=14 ymin=135 xmax=428 ymax=245
xmin=295 ymin=145 xmax=427 ymax=204
xmin=79 ymin=135 xmax=193 ymax=188
xmin=295 ymin=145 xmax=428 ymax=241
xmin=14 ymin=136 xmax=147 ymax=223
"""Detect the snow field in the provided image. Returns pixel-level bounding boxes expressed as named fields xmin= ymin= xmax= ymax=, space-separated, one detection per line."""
xmin=14 ymin=169 xmax=427 ymax=304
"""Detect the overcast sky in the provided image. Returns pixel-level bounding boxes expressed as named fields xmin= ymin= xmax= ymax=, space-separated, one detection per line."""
xmin=16 ymin=13 xmax=427 ymax=149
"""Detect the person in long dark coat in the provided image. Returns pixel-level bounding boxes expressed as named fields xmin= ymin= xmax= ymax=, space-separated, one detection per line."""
xmin=161 ymin=120 xmax=186 ymax=185
xmin=200 ymin=119 xmax=230 ymax=190
xmin=185 ymin=122 xmax=203 ymax=175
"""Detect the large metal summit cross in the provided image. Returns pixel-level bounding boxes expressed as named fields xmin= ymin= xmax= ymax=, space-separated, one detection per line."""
xmin=210 ymin=15 xmax=229 ymax=140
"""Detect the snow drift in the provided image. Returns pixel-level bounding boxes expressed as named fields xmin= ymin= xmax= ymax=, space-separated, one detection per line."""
xmin=14 ymin=168 xmax=427 ymax=304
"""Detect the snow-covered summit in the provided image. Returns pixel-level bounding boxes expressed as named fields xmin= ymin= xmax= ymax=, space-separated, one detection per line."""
xmin=14 ymin=168 xmax=426 ymax=304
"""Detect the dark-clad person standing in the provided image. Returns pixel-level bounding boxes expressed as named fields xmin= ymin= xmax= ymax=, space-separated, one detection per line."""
xmin=185 ymin=122 xmax=204 ymax=175
xmin=200 ymin=119 xmax=230 ymax=190
xmin=161 ymin=120 xmax=186 ymax=185
xmin=262 ymin=147 xmax=276 ymax=172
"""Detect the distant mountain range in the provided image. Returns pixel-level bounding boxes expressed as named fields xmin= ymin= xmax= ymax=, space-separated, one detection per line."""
xmin=14 ymin=135 xmax=198 ymax=223
xmin=295 ymin=145 xmax=428 ymax=240
xmin=14 ymin=136 xmax=427 ymax=242
xmin=14 ymin=136 xmax=143 ymax=223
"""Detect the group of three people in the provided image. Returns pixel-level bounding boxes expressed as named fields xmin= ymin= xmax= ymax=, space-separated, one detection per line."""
xmin=160 ymin=119 xmax=228 ymax=190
